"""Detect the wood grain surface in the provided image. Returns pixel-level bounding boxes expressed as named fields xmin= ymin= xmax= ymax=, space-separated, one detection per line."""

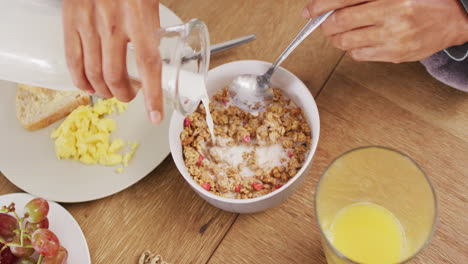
xmin=1 ymin=1 xmax=468 ymax=263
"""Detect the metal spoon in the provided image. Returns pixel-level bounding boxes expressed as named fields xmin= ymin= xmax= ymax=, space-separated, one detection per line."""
xmin=228 ymin=11 xmax=334 ymax=113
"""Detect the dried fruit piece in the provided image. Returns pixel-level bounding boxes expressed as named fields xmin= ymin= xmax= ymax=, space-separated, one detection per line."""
xmin=243 ymin=135 xmax=251 ymax=143
xmin=287 ymin=151 xmax=292 ymax=158
xmin=252 ymin=182 xmax=264 ymax=191
xmin=222 ymin=99 xmax=227 ymax=106
xmin=275 ymin=184 xmax=282 ymax=189
xmin=197 ymin=155 xmax=204 ymax=166
xmin=184 ymin=118 xmax=191 ymax=127
xmin=235 ymin=185 xmax=241 ymax=192
xmin=201 ymin=182 xmax=211 ymax=191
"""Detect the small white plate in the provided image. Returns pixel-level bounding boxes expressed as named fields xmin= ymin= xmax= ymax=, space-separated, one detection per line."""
xmin=0 ymin=5 xmax=183 ymax=202
xmin=0 ymin=193 xmax=90 ymax=264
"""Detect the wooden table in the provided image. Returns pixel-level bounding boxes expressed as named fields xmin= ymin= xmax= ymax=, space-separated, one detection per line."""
xmin=1 ymin=0 xmax=468 ymax=263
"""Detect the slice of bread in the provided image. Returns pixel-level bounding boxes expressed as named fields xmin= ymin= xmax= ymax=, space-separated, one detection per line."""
xmin=16 ymin=84 xmax=90 ymax=131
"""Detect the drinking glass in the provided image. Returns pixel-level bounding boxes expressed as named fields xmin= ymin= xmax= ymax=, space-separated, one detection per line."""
xmin=315 ymin=146 xmax=437 ymax=263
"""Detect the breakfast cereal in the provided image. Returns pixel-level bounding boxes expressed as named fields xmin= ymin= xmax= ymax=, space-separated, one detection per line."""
xmin=181 ymin=87 xmax=311 ymax=199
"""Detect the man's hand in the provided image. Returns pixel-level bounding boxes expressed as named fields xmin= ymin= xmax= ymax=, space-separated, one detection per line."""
xmin=63 ymin=0 xmax=163 ymax=125
xmin=303 ymin=0 xmax=468 ymax=63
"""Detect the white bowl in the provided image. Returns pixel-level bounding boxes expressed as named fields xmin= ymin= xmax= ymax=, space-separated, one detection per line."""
xmin=169 ymin=60 xmax=320 ymax=213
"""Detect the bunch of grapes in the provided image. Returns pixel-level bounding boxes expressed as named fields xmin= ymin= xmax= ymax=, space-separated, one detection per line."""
xmin=0 ymin=198 xmax=68 ymax=264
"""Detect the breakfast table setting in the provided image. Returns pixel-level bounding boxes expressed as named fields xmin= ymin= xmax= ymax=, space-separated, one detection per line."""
xmin=1 ymin=0 xmax=468 ymax=263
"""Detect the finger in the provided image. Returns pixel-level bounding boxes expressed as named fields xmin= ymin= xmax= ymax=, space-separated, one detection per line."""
xmin=321 ymin=3 xmax=381 ymax=36
xmin=127 ymin=2 xmax=163 ymax=125
xmin=133 ymin=36 xmax=163 ymax=125
xmin=101 ymin=33 xmax=137 ymax=102
xmin=63 ymin=10 xmax=94 ymax=93
xmin=350 ymin=46 xmax=413 ymax=63
xmin=331 ymin=26 xmax=383 ymax=51
xmin=349 ymin=47 xmax=382 ymax=62
xmin=78 ymin=14 xmax=113 ymax=99
xmin=141 ymin=0 xmax=161 ymax=29
xmin=303 ymin=0 xmax=375 ymax=19
xmin=96 ymin=2 xmax=136 ymax=102
xmin=349 ymin=46 xmax=401 ymax=63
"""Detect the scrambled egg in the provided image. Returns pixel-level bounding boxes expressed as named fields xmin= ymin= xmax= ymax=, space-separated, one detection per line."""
xmin=51 ymin=98 xmax=138 ymax=172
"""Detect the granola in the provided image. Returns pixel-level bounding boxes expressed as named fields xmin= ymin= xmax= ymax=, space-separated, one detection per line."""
xmin=181 ymin=87 xmax=311 ymax=199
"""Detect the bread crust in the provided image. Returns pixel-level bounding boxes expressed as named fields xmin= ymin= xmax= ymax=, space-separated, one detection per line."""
xmin=16 ymin=84 xmax=90 ymax=131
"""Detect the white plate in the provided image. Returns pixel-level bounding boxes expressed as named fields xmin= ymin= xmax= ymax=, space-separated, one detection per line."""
xmin=0 ymin=193 xmax=90 ymax=264
xmin=0 ymin=5 xmax=183 ymax=203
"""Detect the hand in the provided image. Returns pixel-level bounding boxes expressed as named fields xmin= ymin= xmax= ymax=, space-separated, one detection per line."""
xmin=63 ymin=0 xmax=163 ymax=125
xmin=303 ymin=0 xmax=468 ymax=63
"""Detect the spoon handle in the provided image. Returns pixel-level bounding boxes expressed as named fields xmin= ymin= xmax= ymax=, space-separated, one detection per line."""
xmin=264 ymin=11 xmax=334 ymax=79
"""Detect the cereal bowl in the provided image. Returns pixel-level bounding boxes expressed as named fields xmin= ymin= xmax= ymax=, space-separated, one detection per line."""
xmin=169 ymin=60 xmax=320 ymax=213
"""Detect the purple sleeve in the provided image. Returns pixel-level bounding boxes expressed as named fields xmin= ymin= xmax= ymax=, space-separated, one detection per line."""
xmin=420 ymin=43 xmax=468 ymax=92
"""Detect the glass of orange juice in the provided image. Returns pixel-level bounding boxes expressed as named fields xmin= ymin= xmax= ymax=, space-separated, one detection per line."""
xmin=315 ymin=146 xmax=437 ymax=264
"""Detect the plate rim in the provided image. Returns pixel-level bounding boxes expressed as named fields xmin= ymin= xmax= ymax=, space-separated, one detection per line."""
xmin=0 ymin=192 xmax=91 ymax=264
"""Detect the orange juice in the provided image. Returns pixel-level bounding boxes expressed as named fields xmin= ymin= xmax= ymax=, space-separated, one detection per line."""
xmin=328 ymin=203 xmax=406 ymax=264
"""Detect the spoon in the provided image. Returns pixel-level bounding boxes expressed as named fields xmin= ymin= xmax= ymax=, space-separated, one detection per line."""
xmin=228 ymin=11 xmax=334 ymax=113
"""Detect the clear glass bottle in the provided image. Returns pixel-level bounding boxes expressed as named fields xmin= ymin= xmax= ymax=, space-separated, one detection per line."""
xmin=0 ymin=1 xmax=210 ymax=116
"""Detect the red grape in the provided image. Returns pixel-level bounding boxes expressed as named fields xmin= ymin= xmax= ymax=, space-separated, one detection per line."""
xmin=25 ymin=218 xmax=49 ymax=234
xmin=24 ymin=198 xmax=49 ymax=223
xmin=0 ymin=244 xmax=18 ymax=264
xmin=31 ymin=229 xmax=59 ymax=257
xmin=0 ymin=213 xmax=19 ymax=242
xmin=43 ymin=246 xmax=68 ymax=264
xmin=10 ymin=237 xmax=35 ymax=258
xmin=17 ymin=257 xmax=36 ymax=264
